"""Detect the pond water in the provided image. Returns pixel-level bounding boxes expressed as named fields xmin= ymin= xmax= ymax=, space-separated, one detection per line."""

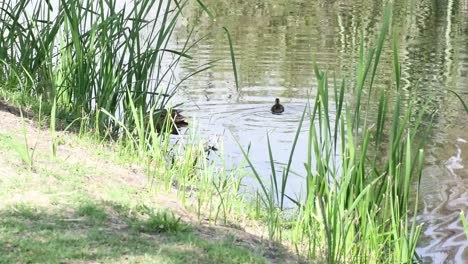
xmin=170 ymin=0 xmax=468 ymax=263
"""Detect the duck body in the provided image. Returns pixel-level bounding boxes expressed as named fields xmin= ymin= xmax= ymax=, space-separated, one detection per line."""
xmin=271 ymin=98 xmax=284 ymax=114
xmin=147 ymin=108 xmax=188 ymax=134
xmin=158 ymin=109 xmax=188 ymax=127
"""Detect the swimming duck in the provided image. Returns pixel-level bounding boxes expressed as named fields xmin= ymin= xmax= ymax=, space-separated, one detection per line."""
xmin=159 ymin=109 xmax=188 ymax=126
xmin=147 ymin=108 xmax=188 ymax=134
xmin=271 ymin=98 xmax=284 ymax=114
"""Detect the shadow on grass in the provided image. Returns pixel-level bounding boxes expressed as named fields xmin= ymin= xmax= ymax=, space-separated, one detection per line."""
xmin=0 ymin=202 xmax=270 ymax=264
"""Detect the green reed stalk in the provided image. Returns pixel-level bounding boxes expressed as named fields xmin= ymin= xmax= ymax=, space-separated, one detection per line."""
xmin=223 ymin=27 xmax=240 ymax=91
xmin=0 ymin=0 xmax=209 ymax=135
xmin=50 ymin=96 xmax=57 ymax=157
xmin=18 ymin=111 xmax=36 ymax=171
xmin=237 ymin=5 xmax=426 ymax=262
xmin=447 ymin=90 xmax=468 ymax=113
xmin=461 ymin=211 xmax=468 ymax=240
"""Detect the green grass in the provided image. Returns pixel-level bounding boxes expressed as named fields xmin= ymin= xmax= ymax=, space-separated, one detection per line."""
xmin=0 ymin=129 xmax=268 ymax=264
xmin=76 ymin=202 xmax=108 ymax=224
xmin=128 ymin=205 xmax=190 ymax=234
xmin=0 ymin=206 xmax=265 ymax=264
xmin=0 ymin=114 xmax=36 ymax=171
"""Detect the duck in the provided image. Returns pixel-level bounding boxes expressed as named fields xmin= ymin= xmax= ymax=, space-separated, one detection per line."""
xmin=271 ymin=98 xmax=284 ymax=114
xmin=159 ymin=109 xmax=188 ymax=127
xmin=147 ymin=108 xmax=188 ymax=134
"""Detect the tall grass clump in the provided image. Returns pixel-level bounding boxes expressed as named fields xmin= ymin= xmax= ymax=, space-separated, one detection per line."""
xmin=0 ymin=0 xmax=250 ymax=229
xmin=0 ymin=0 xmax=208 ymax=135
xmin=0 ymin=0 xmax=220 ymax=186
xmin=240 ymin=6 xmax=427 ymax=263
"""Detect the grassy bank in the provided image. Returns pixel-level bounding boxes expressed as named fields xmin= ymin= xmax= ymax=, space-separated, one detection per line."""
xmin=0 ymin=105 xmax=295 ymax=263
xmin=0 ymin=1 xmax=286 ymax=262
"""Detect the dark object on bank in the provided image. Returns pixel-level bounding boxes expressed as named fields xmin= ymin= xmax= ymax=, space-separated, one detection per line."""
xmin=271 ymin=98 xmax=284 ymax=114
xmin=0 ymin=99 xmax=34 ymax=119
xmin=149 ymin=109 xmax=188 ymax=135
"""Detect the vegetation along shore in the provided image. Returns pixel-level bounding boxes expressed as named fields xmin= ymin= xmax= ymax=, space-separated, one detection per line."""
xmin=0 ymin=0 xmax=467 ymax=263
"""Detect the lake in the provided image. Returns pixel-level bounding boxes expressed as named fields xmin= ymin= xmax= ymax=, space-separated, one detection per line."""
xmin=170 ymin=0 xmax=468 ymax=262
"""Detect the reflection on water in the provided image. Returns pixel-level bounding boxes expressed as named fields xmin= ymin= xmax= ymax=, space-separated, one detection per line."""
xmin=171 ymin=0 xmax=468 ymax=262
xmin=417 ymin=122 xmax=468 ymax=262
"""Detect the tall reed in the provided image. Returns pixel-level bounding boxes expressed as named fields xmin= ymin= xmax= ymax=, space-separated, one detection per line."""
xmin=238 ymin=6 xmax=427 ymax=263
xmin=461 ymin=211 xmax=468 ymax=240
xmin=0 ymin=0 xmax=204 ymax=133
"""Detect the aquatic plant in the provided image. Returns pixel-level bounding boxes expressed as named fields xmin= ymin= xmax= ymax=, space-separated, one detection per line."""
xmin=238 ymin=6 xmax=427 ymax=263
xmin=0 ymin=0 xmax=209 ymax=133
xmin=461 ymin=211 xmax=468 ymax=240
